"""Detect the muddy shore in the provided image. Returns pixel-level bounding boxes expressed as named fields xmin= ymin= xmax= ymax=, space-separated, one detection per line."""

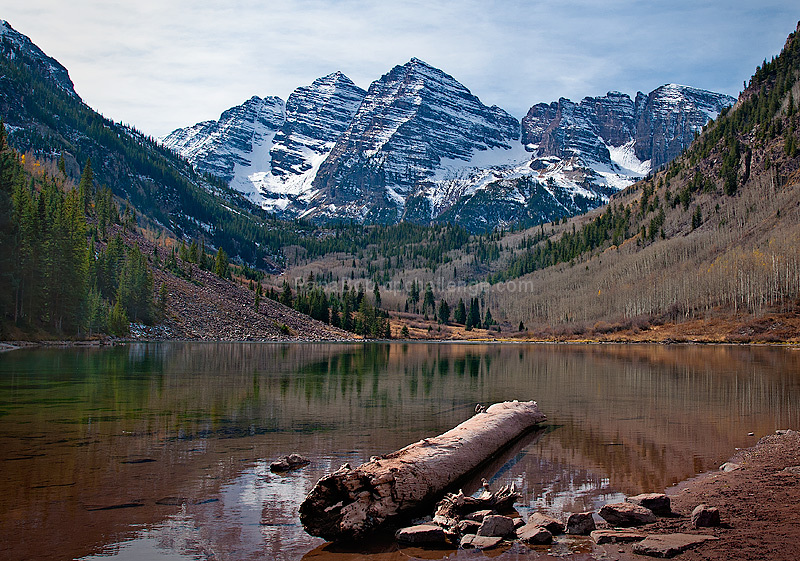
xmin=590 ymin=430 xmax=800 ymax=561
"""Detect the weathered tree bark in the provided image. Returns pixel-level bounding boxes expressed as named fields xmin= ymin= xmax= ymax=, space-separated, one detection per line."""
xmin=299 ymin=400 xmax=546 ymax=541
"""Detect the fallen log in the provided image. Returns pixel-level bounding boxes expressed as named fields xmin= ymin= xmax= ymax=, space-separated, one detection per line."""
xmin=299 ymin=400 xmax=546 ymax=541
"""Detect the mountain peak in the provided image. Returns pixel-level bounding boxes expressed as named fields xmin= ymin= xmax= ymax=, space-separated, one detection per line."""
xmin=0 ymin=20 xmax=77 ymax=98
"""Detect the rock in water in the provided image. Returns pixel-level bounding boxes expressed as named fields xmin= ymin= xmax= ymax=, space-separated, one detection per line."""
xmin=476 ymin=515 xmax=515 ymax=537
xmin=299 ymin=400 xmax=545 ymax=541
xmin=526 ymin=512 xmax=564 ymax=534
xmin=460 ymin=534 xmax=503 ymax=550
xmin=270 ymin=453 xmax=310 ymax=472
xmin=598 ymin=503 xmax=656 ymax=527
xmin=395 ymin=524 xmax=448 ymax=545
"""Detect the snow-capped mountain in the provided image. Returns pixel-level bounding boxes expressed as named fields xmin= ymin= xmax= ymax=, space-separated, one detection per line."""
xmin=251 ymin=72 xmax=366 ymax=211
xmin=523 ymin=85 xmax=735 ymax=174
xmin=163 ymin=59 xmax=734 ymax=232
xmin=161 ymin=96 xmax=285 ymax=192
xmin=634 ymin=84 xmax=735 ymax=168
xmin=309 ymin=58 xmax=520 ymax=222
xmin=162 ymin=72 xmax=367 ymax=210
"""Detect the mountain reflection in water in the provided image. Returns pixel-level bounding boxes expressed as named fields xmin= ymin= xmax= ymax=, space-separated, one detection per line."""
xmin=1 ymin=342 xmax=798 ymax=560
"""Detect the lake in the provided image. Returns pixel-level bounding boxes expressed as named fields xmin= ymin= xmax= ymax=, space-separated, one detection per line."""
xmin=1 ymin=342 xmax=799 ymax=560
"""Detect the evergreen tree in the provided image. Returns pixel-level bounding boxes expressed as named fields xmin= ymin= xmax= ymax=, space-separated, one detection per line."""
xmin=437 ymin=299 xmax=450 ymax=324
xmin=408 ymin=280 xmax=420 ymax=312
xmin=117 ymin=244 xmax=154 ymax=323
xmin=77 ymin=158 xmax=94 ymax=213
xmin=254 ymin=283 xmax=261 ymax=312
xmin=86 ymin=287 xmax=107 ymax=335
xmin=454 ymin=298 xmax=467 ymax=324
xmin=213 ymin=247 xmax=229 ymax=278
xmin=0 ymin=125 xmax=18 ymax=323
xmin=373 ymin=283 xmax=382 ymax=308
xmin=466 ymin=297 xmax=481 ymax=331
xmin=158 ymin=282 xmax=168 ymax=320
xmin=422 ymin=282 xmax=435 ymax=315
xmin=280 ymin=280 xmax=293 ymax=307
xmin=108 ymin=298 xmax=129 ymax=336
xmin=483 ymin=308 xmax=494 ymax=329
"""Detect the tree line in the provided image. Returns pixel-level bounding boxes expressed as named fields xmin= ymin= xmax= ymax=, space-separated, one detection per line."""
xmin=0 ymin=127 xmax=157 ymax=337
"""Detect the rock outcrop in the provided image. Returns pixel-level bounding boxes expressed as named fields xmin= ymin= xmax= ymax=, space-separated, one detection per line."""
xmin=162 ymin=96 xmax=285 ymax=184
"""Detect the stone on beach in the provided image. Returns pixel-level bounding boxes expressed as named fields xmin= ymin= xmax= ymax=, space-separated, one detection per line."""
xmin=691 ymin=504 xmax=721 ymax=528
xmin=566 ymin=512 xmax=596 ymax=535
xmin=456 ymin=519 xmax=482 ymax=535
xmin=632 ymin=533 xmax=718 ymax=558
xmin=590 ymin=529 xmax=647 ymax=544
xmin=526 ymin=512 xmax=564 ymax=534
xmin=516 ymin=524 xmax=553 ymax=544
xmin=476 ymin=514 xmax=516 ymax=537
xmin=460 ymin=534 xmax=503 ymax=550
xmin=626 ymin=493 xmax=672 ymax=516
xmin=599 ymin=502 xmax=657 ymax=526
xmin=395 ymin=524 xmax=448 ymax=545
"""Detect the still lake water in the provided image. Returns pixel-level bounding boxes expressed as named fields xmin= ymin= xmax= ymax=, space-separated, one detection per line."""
xmin=1 ymin=342 xmax=799 ymax=561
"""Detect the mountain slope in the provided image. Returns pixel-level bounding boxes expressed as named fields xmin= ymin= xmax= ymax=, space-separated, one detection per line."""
xmin=0 ymin=19 xmax=275 ymax=265
xmin=477 ymin=21 xmax=800 ymax=338
xmin=162 ymin=73 xmax=368 ymax=213
xmin=161 ymin=95 xmax=285 ymax=188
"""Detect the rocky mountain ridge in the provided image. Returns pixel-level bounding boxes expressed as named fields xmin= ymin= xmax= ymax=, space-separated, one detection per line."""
xmin=163 ymin=60 xmax=734 ymax=232
xmin=0 ymin=19 xmax=76 ymax=98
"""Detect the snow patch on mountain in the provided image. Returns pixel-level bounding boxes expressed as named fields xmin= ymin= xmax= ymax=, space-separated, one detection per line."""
xmin=608 ymin=140 xmax=651 ymax=176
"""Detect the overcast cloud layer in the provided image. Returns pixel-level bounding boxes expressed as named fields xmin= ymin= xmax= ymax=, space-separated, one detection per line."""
xmin=3 ymin=1 xmax=798 ymax=137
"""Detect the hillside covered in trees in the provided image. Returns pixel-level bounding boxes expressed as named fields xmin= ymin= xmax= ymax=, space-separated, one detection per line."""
xmin=0 ymin=130 xmax=354 ymax=341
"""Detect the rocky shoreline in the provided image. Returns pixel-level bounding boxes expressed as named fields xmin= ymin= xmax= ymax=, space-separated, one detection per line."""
xmin=369 ymin=430 xmax=800 ymax=559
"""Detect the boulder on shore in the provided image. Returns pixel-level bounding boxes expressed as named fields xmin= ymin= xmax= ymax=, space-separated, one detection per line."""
xmin=526 ymin=512 xmax=564 ymax=534
xmin=632 ymin=533 xmax=718 ymax=558
xmin=691 ymin=504 xmax=721 ymax=528
xmin=599 ymin=502 xmax=656 ymax=526
xmin=460 ymin=534 xmax=503 ymax=550
xmin=566 ymin=512 xmax=596 ymax=535
xmin=477 ymin=514 xmax=515 ymax=537
xmin=626 ymin=493 xmax=671 ymax=516
xmin=395 ymin=524 xmax=448 ymax=545
xmin=516 ymin=524 xmax=553 ymax=544
xmin=590 ymin=529 xmax=646 ymax=544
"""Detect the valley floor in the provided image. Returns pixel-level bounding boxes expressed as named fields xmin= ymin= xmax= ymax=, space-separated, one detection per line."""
xmin=390 ymin=308 xmax=800 ymax=345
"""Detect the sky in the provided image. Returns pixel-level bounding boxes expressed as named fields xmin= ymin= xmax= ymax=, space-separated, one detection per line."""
xmin=2 ymin=1 xmax=798 ymax=138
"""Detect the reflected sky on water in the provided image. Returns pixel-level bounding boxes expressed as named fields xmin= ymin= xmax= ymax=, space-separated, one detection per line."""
xmin=1 ymin=342 xmax=799 ymax=560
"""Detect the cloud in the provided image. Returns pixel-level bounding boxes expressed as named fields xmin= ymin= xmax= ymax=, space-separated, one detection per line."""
xmin=2 ymin=0 xmax=797 ymax=136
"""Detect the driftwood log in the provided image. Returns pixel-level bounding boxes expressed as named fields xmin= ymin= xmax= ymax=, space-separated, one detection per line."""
xmin=299 ymin=400 xmax=546 ymax=541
